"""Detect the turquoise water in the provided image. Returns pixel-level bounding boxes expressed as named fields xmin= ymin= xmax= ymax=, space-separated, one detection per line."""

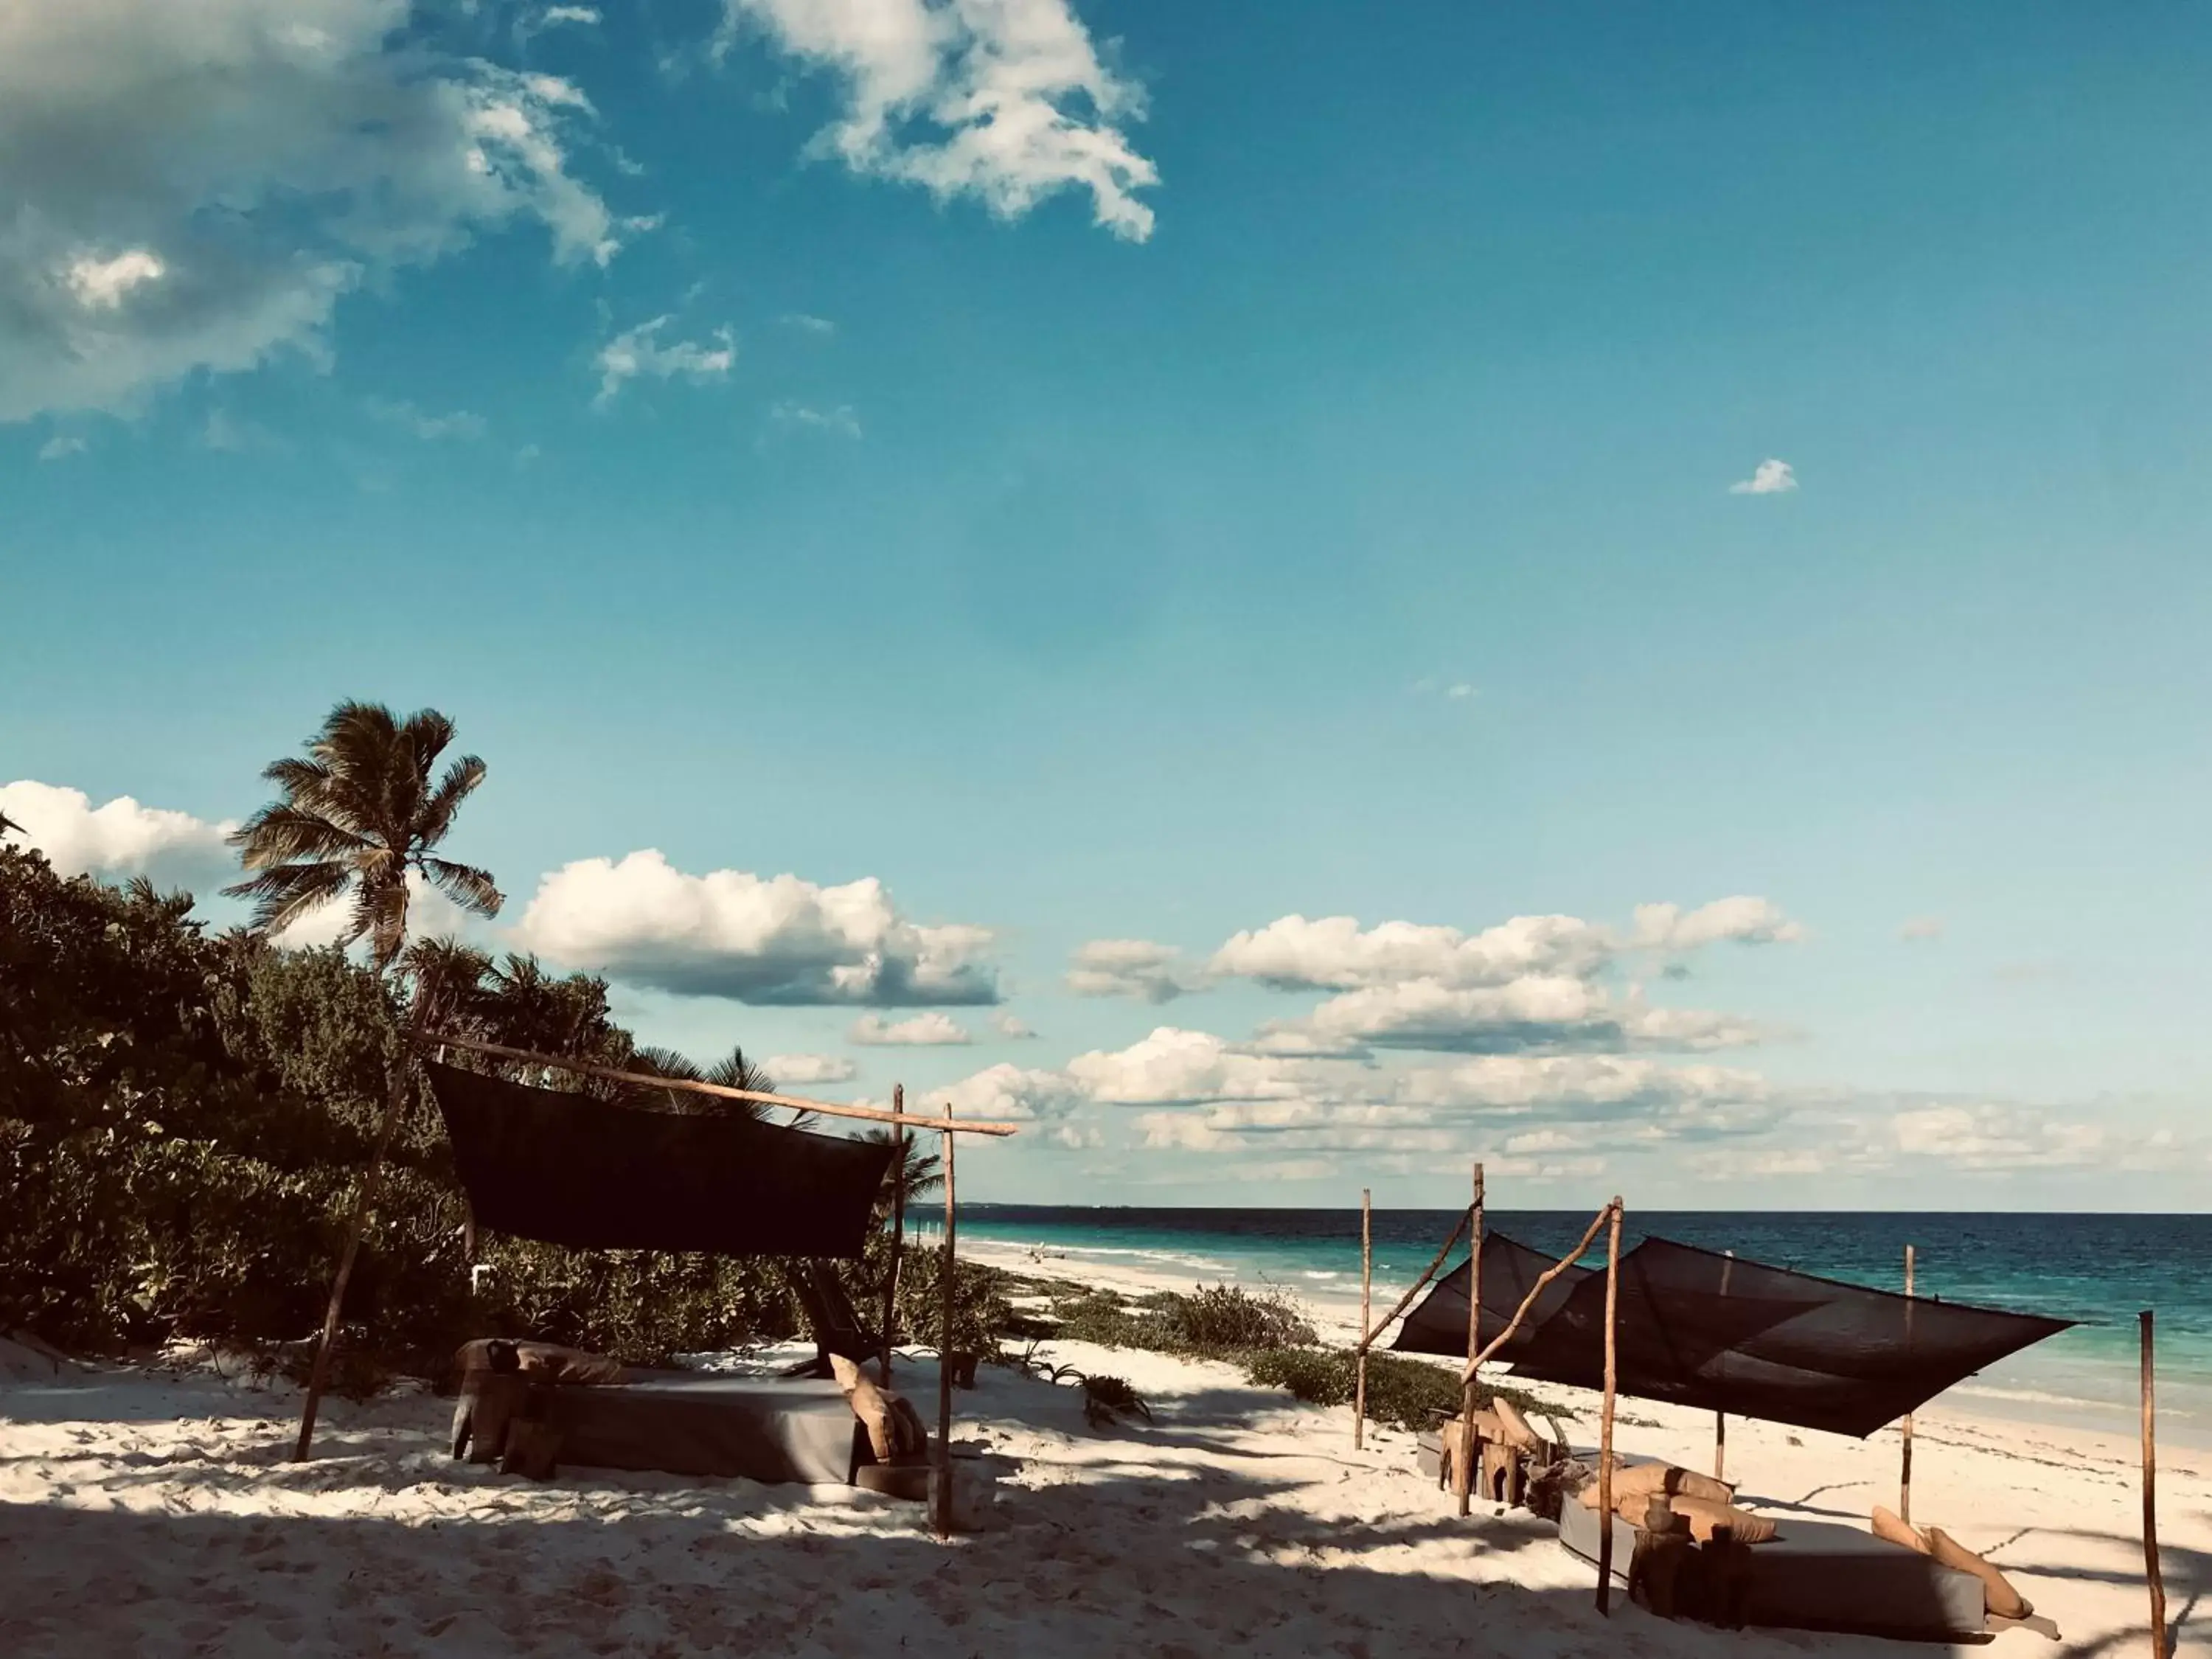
xmin=961 ymin=1207 xmax=2212 ymax=1444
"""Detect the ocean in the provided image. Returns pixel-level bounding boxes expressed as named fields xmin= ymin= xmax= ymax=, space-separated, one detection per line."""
xmin=959 ymin=1206 xmax=2212 ymax=1446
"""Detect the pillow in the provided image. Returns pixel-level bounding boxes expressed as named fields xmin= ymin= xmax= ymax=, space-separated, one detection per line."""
xmin=888 ymin=1395 xmax=930 ymax=1460
xmin=1871 ymin=1506 xmax=1931 ymax=1554
xmin=1581 ymin=1459 xmax=1669 ymax=1509
xmin=1925 ymin=1526 xmax=2033 ymax=1620
xmin=1669 ymin=1495 xmax=1778 ymax=1545
xmin=1579 ymin=1461 xmax=1733 ymax=1511
xmin=514 ymin=1343 xmax=627 ymax=1386
xmin=456 ymin=1338 xmax=625 ymax=1385
xmin=1491 ymin=1397 xmax=1543 ymax=1452
xmin=829 ymin=1354 xmax=919 ymax=1463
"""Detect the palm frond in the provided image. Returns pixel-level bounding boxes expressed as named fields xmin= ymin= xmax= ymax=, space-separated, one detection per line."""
xmin=226 ymin=804 xmax=372 ymax=866
xmin=417 ymin=754 xmax=487 ymax=846
xmin=223 ymin=860 xmax=352 ymax=937
xmin=421 ymin=856 xmax=502 ymax=919
xmin=359 ymin=874 xmax=411 ymax=973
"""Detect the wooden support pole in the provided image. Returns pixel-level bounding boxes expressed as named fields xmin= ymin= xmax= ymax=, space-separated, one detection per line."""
xmin=933 ymin=1097 xmax=958 ymax=1540
xmin=2144 ymin=1310 xmax=2168 ymax=1659
xmin=1595 ymin=1197 xmax=1624 ymax=1615
xmin=880 ymin=1085 xmax=905 ymax=1381
xmin=1901 ymin=1242 xmax=1916 ymax=1522
xmin=1354 ymin=1189 xmax=1372 ymax=1450
xmin=294 ymin=1001 xmax=424 ymax=1461
xmin=1456 ymin=1162 xmax=1485 ymax=1515
xmin=1716 ymin=1249 xmax=1733 ymax=1483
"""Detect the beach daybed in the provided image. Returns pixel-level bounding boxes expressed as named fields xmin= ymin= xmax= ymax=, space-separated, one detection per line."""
xmin=1558 ymin=1494 xmax=1987 ymax=1638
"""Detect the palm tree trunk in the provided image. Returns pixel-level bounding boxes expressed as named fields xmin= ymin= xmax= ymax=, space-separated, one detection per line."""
xmin=293 ymin=1000 xmax=424 ymax=1460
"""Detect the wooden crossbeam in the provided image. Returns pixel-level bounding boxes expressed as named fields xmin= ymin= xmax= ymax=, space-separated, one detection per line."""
xmin=422 ymin=1032 xmax=1022 ymax=1135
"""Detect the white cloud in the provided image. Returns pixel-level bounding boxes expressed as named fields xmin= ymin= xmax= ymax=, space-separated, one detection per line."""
xmin=769 ymin=399 xmax=861 ymax=437
xmin=36 ymin=435 xmax=86 ymax=462
xmin=0 ymin=0 xmax=627 ymax=422
xmin=269 ymin=865 xmax=483 ymax=950
xmin=66 ymin=249 xmax=167 ymax=310
xmin=594 ymin=316 xmax=736 ymax=405
xmin=1899 ymin=917 xmax=1944 ymax=942
xmin=1728 ymin=458 xmax=1798 ymax=495
xmin=935 ymin=1025 xmax=1786 ymax=1161
xmin=724 ymin=0 xmax=1158 ymax=242
xmin=1630 ymin=897 xmax=1803 ymax=950
xmin=1447 ymin=683 xmax=1476 ymax=700
xmin=850 ymin=1011 xmax=972 ymax=1046
xmin=925 ymin=1061 xmax=1085 ymax=1124
xmin=1891 ymin=1103 xmax=2108 ymax=1172
xmin=0 ymin=779 xmax=234 ymax=888
xmin=542 ymin=5 xmax=601 ymax=25
xmin=1208 ymin=900 xmax=1793 ymax=1057
xmin=1065 ymin=938 xmax=1207 ymax=1003
xmin=765 ymin=1051 xmax=858 ymax=1084
xmin=514 ymin=848 xmax=999 ymax=1005
xmin=989 ymin=1010 xmax=1036 ymax=1039
xmin=366 ymin=397 xmax=487 ymax=441
xmin=781 ymin=312 xmax=837 ymax=335
xmin=1211 ymin=912 xmax=1617 ymax=992
xmin=1276 ymin=977 xmax=1763 ymax=1057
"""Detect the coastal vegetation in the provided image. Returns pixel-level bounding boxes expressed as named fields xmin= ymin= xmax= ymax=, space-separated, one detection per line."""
xmin=0 ymin=700 xmax=1008 ymax=1392
xmin=1015 ymin=1279 xmax=1568 ymax=1433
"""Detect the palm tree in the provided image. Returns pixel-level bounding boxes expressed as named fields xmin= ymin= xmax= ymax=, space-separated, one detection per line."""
xmin=624 ymin=1043 xmax=804 ymax=1125
xmin=233 ymin=703 xmax=501 ymax=1461
xmin=224 ymin=702 xmax=502 ymax=972
xmin=860 ymin=1126 xmax=943 ymax=1213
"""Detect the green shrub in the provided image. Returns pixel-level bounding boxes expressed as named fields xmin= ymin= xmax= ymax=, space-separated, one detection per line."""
xmin=1239 ymin=1345 xmax=1569 ymax=1433
xmin=1153 ymin=1284 xmax=1315 ymax=1352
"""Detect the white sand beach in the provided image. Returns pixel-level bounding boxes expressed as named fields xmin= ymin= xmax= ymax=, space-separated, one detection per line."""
xmin=3 ymin=1264 xmax=2203 ymax=1659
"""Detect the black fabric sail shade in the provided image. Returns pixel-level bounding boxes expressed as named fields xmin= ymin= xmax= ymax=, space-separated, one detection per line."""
xmin=1392 ymin=1231 xmax=2073 ymax=1438
xmin=423 ymin=1061 xmax=894 ymax=1260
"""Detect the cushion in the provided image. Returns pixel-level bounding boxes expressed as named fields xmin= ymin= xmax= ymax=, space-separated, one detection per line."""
xmin=830 ymin=1352 xmax=922 ymax=1464
xmin=1871 ymin=1506 xmax=1930 ymax=1554
xmin=1925 ymin=1527 xmax=2032 ymax=1619
xmin=1669 ymin=1495 xmax=1778 ymax=1545
xmin=888 ymin=1395 xmax=930 ymax=1460
xmin=1579 ymin=1460 xmax=1734 ymax=1511
xmin=456 ymin=1338 xmax=625 ymax=1385
xmin=1492 ymin=1396 xmax=1543 ymax=1452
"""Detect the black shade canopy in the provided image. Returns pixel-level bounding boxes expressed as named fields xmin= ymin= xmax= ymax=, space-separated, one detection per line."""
xmin=424 ymin=1061 xmax=894 ymax=1259
xmin=1391 ymin=1231 xmax=1594 ymax=1367
xmin=1392 ymin=1231 xmax=2074 ymax=1439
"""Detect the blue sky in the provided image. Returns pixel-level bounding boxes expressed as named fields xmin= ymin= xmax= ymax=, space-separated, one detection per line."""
xmin=5 ymin=0 xmax=2210 ymax=1208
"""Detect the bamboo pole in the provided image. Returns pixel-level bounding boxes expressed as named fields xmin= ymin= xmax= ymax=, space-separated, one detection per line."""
xmin=2144 ymin=1310 xmax=2167 ymax=1659
xmin=1716 ymin=1249 xmax=1733 ymax=1482
xmin=1354 ymin=1189 xmax=1372 ymax=1450
xmin=425 ymin=1032 xmax=1022 ymax=1134
xmin=1456 ymin=1163 xmax=1485 ymax=1515
xmin=1461 ymin=1202 xmax=1613 ymax=1380
xmin=880 ymin=1085 xmax=905 ymax=1381
xmin=1595 ymin=1197 xmax=1624 ymax=1615
xmin=1355 ymin=1206 xmax=1469 ymax=1352
xmin=1901 ymin=1243 xmax=1916 ymax=1522
xmin=933 ymin=1097 xmax=958 ymax=1540
xmin=295 ymin=1001 xmax=431 ymax=1460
